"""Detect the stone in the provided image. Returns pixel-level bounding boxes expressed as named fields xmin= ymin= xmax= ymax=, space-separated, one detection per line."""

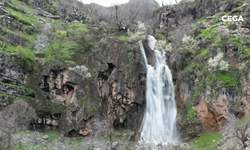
xmin=42 ymin=135 xmax=48 ymax=140
xmin=111 ymin=142 xmax=119 ymax=149
xmin=51 ymin=120 xmax=58 ymax=126
xmin=228 ymin=22 xmax=237 ymax=30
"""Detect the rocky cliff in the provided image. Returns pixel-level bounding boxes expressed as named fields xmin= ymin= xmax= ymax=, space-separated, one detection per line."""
xmin=155 ymin=0 xmax=250 ymax=145
xmin=0 ymin=0 xmax=147 ymax=141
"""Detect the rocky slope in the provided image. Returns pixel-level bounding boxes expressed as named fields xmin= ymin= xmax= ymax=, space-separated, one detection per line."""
xmin=0 ymin=0 xmax=146 ymax=142
xmin=155 ymin=0 xmax=250 ymax=148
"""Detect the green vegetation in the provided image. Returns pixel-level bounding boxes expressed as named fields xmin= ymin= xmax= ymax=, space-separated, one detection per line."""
xmin=154 ymin=33 xmax=166 ymax=40
xmin=118 ymin=35 xmax=129 ymax=40
xmin=227 ymin=35 xmax=242 ymax=48
xmin=0 ymin=82 xmax=35 ymax=94
xmin=46 ymin=131 xmax=61 ymax=142
xmin=185 ymin=62 xmax=205 ymax=70
xmin=6 ymin=7 xmax=38 ymax=25
xmin=45 ymin=99 xmax=66 ymax=114
xmin=184 ymin=102 xmax=200 ymax=123
xmin=196 ymin=48 xmax=209 ymax=60
xmin=0 ymin=93 xmax=35 ymax=102
xmin=85 ymin=41 xmax=95 ymax=52
xmin=241 ymin=36 xmax=250 ymax=58
xmin=79 ymin=97 xmax=98 ymax=116
xmin=199 ymin=29 xmax=216 ymax=38
xmin=193 ymin=89 xmax=198 ymax=97
xmin=217 ymin=71 xmax=239 ymax=87
xmin=211 ymin=35 xmax=223 ymax=47
xmin=68 ymin=22 xmax=88 ymax=32
xmin=193 ymin=131 xmax=222 ymax=150
xmin=0 ymin=44 xmax=35 ymax=67
xmin=16 ymin=46 xmax=35 ymax=66
xmin=243 ymin=48 xmax=250 ymax=58
xmin=7 ymin=0 xmax=37 ymax=13
xmin=41 ymin=30 xmax=77 ymax=65
xmin=198 ymin=71 xmax=239 ymax=89
xmin=209 ymin=11 xmax=226 ymax=25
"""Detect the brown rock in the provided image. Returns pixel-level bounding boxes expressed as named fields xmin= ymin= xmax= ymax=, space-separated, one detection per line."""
xmin=79 ymin=122 xmax=92 ymax=136
xmin=195 ymin=98 xmax=227 ymax=131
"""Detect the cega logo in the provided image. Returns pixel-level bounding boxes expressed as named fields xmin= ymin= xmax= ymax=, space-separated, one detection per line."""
xmin=222 ymin=16 xmax=244 ymax=22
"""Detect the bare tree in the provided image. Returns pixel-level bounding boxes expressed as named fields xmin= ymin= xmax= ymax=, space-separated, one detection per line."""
xmin=91 ymin=116 xmax=114 ymax=149
xmin=0 ymin=100 xmax=37 ymax=150
xmin=233 ymin=120 xmax=250 ymax=149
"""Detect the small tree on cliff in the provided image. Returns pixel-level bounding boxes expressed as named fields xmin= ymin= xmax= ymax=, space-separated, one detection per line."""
xmin=0 ymin=100 xmax=37 ymax=150
xmin=233 ymin=120 xmax=250 ymax=149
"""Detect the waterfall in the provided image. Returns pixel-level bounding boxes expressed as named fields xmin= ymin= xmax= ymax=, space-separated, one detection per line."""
xmin=139 ymin=35 xmax=178 ymax=145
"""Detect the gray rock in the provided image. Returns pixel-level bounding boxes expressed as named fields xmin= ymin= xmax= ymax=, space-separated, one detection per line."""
xmin=228 ymin=22 xmax=237 ymax=30
xmin=42 ymin=135 xmax=48 ymax=140
xmin=111 ymin=142 xmax=119 ymax=149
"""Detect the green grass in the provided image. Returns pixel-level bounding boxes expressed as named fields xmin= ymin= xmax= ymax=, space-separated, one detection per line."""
xmin=8 ymin=0 xmax=37 ymax=13
xmin=0 ymin=82 xmax=35 ymax=94
xmin=193 ymin=89 xmax=198 ymax=97
xmin=23 ymin=33 xmax=38 ymax=42
xmin=217 ymin=71 xmax=239 ymax=87
xmin=193 ymin=131 xmax=222 ymax=150
xmin=41 ymin=34 xmax=77 ymax=64
xmin=185 ymin=62 xmax=205 ymax=69
xmin=7 ymin=7 xmax=38 ymax=25
xmin=184 ymin=102 xmax=200 ymax=123
xmin=46 ymin=130 xmax=60 ymax=142
xmin=199 ymin=29 xmax=216 ymax=38
xmin=0 ymin=93 xmax=35 ymax=102
xmin=118 ymin=35 xmax=129 ymax=40
xmin=197 ymin=48 xmax=209 ymax=60
xmin=227 ymin=35 xmax=242 ymax=48
xmin=211 ymin=35 xmax=223 ymax=47
xmin=198 ymin=70 xmax=239 ymax=89
xmin=243 ymin=48 xmax=250 ymax=58
xmin=198 ymin=28 xmax=219 ymax=45
xmin=0 ymin=25 xmax=37 ymax=43
xmin=68 ymin=22 xmax=88 ymax=32
xmin=0 ymin=44 xmax=35 ymax=67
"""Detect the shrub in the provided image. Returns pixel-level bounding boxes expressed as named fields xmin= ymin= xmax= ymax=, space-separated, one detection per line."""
xmin=69 ymin=65 xmax=91 ymax=78
xmin=154 ymin=33 xmax=165 ymax=40
xmin=85 ymin=41 xmax=95 ymax=52
xmin=181 ymin=34 xmax=197 ymax=53
xmin=208 ymin=52 xmax=229 ymax=71
xmin=10 ymin=46 xmax=35 ymax=67
xmin=155 ymin=40 xmax=172 ymax=52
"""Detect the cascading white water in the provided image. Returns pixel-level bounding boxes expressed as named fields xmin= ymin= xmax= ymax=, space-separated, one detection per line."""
xmin=139 ymin=35 xmax=178 ymax=145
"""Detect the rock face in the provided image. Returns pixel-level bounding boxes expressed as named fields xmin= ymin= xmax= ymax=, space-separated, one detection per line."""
xmin=0 ymin=0 xmax=147 ymax=138
xmin=0 ymin=51 xmax=29 ymax=85
xmin=41 ymin=69 xmax=77 ymax=105
xmin=0 ymin=38 xmax=146 ymax=137
xmin=0 ymin=51 xmax=34 ymax=108
xmin=155 ymin=0 xmax=242 ymax=30
xmin=194 ymin=99 xmax=227 ymax=131
xmin=94 ymin=41 xmax=146 ymax=129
